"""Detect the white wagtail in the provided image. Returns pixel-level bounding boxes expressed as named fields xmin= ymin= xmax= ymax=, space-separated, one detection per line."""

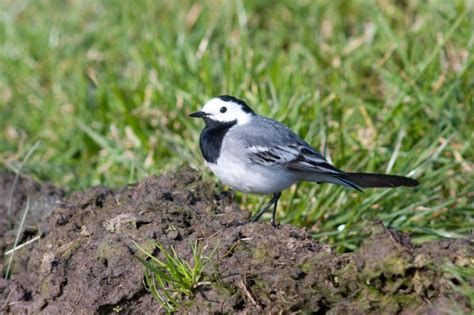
xmin=190 ymin=95 xmax=419 ymax=227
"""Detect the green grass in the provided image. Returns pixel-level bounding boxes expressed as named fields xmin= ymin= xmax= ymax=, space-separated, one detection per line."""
xmin=134 ymin=240 xmax=207 ymax=312
xmin=1 ymin=0 xmax=473 ymax=251
xmin=443 ymin=263 xmax=474 ymax=313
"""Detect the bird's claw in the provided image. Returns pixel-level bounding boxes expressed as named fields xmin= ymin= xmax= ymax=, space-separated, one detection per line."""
xmin=223 ymin=218 xmax=280 ymax=228
xmin=234 ymin=219 xmax=247 ymax=226
xmin=223 ymin=219 xmax=247 ymax=227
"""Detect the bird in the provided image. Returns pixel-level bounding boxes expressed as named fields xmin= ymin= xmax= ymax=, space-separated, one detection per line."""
xmin=190 ymin=95 xmax=419 ymax=227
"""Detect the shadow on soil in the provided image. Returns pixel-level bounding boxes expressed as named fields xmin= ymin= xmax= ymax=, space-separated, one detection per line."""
xmin=0 ymin=168 xmax=472 ymax=314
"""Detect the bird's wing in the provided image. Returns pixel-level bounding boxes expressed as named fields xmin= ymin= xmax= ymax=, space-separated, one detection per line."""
xmin=238 ymin=116 xmax=343 ymax=174
xmin=247 ymin=143 xmax=343 ymax=174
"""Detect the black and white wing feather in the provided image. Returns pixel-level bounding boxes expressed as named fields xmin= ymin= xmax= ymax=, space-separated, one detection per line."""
xmin=246 ymin=143 xmax=363 ymax=190
xmin=247 ymin=143 xmax=342 ymax=174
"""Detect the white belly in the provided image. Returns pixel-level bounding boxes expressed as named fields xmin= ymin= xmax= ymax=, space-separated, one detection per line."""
xmin=207 ymin=156 xmax=297 ymax=194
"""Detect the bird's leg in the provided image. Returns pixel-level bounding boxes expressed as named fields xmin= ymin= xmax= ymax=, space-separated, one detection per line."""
xmin=227 ymin=197 xmax=275 ymax=227
xmin=250 ymin=200 xmax=273 ymax=222
xmin=250 ymin=192 xmax=281 ymax=224
xmin=270 ymin=192 xmax=282 ymax=228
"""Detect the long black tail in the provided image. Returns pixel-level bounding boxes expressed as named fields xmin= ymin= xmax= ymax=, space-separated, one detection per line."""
xmin=340 ymin=172 xmax=419 ymax=188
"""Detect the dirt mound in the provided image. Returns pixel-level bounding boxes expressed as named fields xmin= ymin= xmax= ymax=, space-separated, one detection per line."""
xmin=0 ymin=168 xmax=472 ymax=314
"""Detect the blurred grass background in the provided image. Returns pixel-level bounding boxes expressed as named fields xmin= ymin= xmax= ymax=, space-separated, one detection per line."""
xmin=1 ymin=0 xmax=473 ymax=251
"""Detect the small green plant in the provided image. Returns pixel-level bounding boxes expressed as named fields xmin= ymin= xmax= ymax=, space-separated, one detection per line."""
xmin=443 ymin=263 xmax=474 ymax=311
xmin=133 ymin=240 xmax=206 ymax=313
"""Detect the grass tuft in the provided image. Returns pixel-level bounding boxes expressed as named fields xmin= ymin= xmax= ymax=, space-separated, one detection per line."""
xmin=443 ymin=263 xmax=474 ymax=311
xmin=133 ymin=240 xmax=207 ymax=312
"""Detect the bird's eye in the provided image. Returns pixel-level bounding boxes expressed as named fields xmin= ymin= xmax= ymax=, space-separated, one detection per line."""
xmin=220 ymin=106 xmax=227 ymax=113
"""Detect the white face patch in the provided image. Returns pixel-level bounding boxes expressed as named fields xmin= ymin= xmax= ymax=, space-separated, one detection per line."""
xmin=201 ymin=98 xmax=252 ymax=125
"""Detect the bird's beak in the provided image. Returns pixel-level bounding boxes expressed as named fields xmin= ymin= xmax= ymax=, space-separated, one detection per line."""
xmin=189 ymin=111 xmax=207 ymax=118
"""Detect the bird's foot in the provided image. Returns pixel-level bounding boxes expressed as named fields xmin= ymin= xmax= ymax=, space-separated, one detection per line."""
xmin=223 ymin=215 xmax=280 ymax=228
xmin=249 ymin=216 xmax=260 ymax=223
xmin=223 ymin=219 xmax=248 ymax=227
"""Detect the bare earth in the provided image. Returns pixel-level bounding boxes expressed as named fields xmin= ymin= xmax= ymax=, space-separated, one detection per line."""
xmin=0 ymin=168 xmax=472 ymax=314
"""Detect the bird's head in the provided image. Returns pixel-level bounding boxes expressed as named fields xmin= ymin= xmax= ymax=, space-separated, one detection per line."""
xmin=190 ymin=95 xmax=255 ymax=126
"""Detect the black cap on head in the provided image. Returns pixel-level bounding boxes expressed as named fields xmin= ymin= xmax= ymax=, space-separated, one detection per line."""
xmin=217 ymin=95 xmax=255 ymax=114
